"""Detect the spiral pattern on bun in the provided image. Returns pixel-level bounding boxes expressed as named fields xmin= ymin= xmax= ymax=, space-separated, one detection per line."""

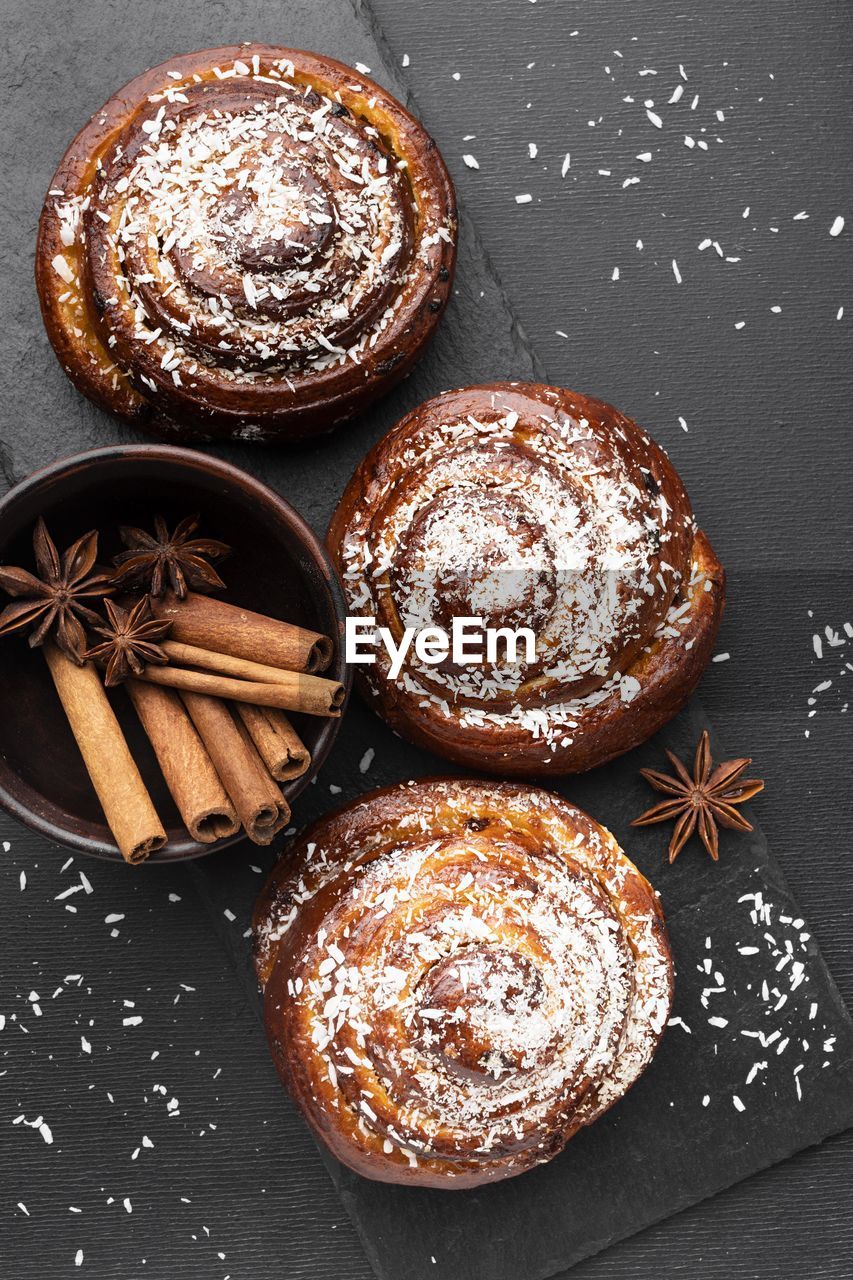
xmin=253 ymin=779 xmax=673 ymax=1188
xmin=328 ymin=382 xmax=725 ymax=774
xmin=36 ymin=46 xmax=456 ymax=442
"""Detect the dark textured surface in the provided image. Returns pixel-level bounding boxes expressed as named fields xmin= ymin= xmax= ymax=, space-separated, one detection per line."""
xmin=364 ymin=2 xmax=853 ymax=1276
xmin=1 ymin=2 xmax=851 ymax=1279
xmin=326 ymin=699 xmax=853 ymax=1280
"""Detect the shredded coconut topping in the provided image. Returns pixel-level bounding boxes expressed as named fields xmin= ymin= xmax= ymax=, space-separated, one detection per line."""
xmin=255 ymin=780 xmax=673 ymax=1182
xmin=335 ymin=386 xmax=701 ymax=756
xmin=44 ymin=54 xmax=455 ymax=427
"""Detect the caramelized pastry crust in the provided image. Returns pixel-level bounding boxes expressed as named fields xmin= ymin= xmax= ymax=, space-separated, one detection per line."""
xmin=328 ymin=382 xmax=725 ymax=773
xmin=36 ymin=46 xmax=456 ymax=442
xmin=253 ymin=778 xmax=674 ymax=1188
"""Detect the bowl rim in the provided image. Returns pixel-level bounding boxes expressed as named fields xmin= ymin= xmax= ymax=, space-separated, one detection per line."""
xmin=0 ymin=443 xmax=352 ymax=864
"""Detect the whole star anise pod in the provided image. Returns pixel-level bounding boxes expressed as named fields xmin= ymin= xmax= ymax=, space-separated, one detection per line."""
xmin=0 ymin=517 xmax=113 ymax=664
xmin=111 ymin=514 xmax=229 ymax=599
xmin=84 ymin=595 xmax=172 ymax=686
xmin=632 ymin=730 xmax=764 ymax=863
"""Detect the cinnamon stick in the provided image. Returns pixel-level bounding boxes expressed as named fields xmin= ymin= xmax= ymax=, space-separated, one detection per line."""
xmin=126 ymin=680 xmax=239 ymax=844
xmin=139 ymin=664 xmax=343 ymax=717
xmin=43 ymin=643 xmax=166 ymax=865
xmin=234 ymin=703 xmax=311 ymax=782
xmin=180 ymin=692 xmax=290 ymax=845
xmin=149 ymin=591 xmax=332 ymax=673
xmin=160 ymin=641 xmax=343 ymax=709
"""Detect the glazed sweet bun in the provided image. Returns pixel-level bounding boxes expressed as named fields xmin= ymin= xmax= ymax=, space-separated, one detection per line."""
xmin=36 ymin=46 xmax=456 ymax=442
xmin=328 ymin=382 xmax=725 ymax=774
xmin=253 ymin=778 xmax=674 ymax=1188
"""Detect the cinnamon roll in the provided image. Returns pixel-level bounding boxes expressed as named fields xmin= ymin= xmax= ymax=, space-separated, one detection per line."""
xmin=328 ymin=382 xmax=725 ymax=774
xmin=36 ymin=46 xmax=456 ymax=442
xmin=253 ymin=778 xmax=674 ymax=1188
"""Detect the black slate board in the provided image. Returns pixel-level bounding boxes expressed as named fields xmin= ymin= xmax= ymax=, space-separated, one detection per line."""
xmin=1 ymin=1 xmax=852 ymax=1279
xmin=325 ymin=703 xmax=853 ymax=1280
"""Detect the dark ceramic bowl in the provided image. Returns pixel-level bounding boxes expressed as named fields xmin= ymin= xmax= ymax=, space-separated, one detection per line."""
xmin=0 ymin=445 xmax=350 ymax=863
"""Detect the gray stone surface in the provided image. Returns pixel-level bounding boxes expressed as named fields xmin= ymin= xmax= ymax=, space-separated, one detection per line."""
xmin=1 ymin=1 xmax=851 ymax=1278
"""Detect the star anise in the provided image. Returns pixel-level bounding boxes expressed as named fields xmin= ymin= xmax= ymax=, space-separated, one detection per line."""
xmin=111 ymin=514 xmax=229 ymax=599
xmin=84 ymin=595 xmax=172 ymax=686
xmin=0 ymin=517 xmax=113 ymax=664
xmin=632 ymin=730 xmax=764 ymax=863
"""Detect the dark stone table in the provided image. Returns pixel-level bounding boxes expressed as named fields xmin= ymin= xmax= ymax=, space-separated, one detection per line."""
xmin=1 ymin=1 xmax=850 ymax=1277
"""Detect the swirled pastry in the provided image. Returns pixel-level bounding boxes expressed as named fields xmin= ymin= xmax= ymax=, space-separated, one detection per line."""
xmin=36 ymin=46 xmax=456 ymax=442
xmin=253 ymin=778 xmax=673 ymax=1188
xmin=328 ymin=382 xmax=724 ymax=774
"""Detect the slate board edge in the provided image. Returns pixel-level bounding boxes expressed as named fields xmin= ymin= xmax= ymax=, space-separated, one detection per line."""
xmin=351 ymin=0 xmax=549 ymax=389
